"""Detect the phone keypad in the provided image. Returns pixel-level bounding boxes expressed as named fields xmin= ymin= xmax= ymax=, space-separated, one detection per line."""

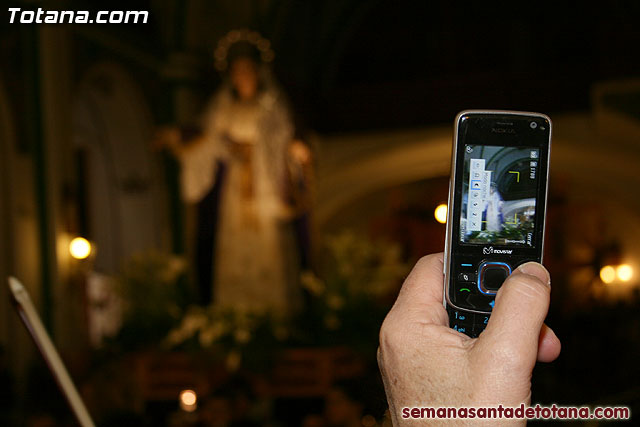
xmin=448 ymin=258 xmax=539 ymax=337
xmin=447 ymin=305 xmax=488 ymax=338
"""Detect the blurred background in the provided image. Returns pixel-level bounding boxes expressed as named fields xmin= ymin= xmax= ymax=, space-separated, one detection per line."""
xmin=1 ymin=1 xmax=639 ymax=426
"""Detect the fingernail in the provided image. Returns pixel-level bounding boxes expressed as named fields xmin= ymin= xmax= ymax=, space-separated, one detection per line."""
xmin=516 ymin=262 xmax=551 ymax=287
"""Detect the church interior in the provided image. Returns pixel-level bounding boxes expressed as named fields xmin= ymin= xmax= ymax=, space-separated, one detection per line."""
xmin=1 ymin=1 xmax=640 ymax=425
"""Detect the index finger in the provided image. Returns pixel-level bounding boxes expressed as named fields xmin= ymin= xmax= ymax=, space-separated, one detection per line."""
xmin=391 ymin=252 xmax=448 ymax=325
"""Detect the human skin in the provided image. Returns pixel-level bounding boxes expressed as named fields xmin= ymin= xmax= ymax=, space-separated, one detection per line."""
xmin=378 ymin=253 xmax=561 ymax=425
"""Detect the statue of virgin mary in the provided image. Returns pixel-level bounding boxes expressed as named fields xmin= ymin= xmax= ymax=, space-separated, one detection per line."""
xmin=161 ymin=30 xmax=311 ymax=313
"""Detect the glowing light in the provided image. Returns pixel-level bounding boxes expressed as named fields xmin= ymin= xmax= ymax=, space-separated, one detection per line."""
xmin=434 ymin=204 xmax=448 ymax=224
xmin=69 ymin=237 xmax=91 ymax=260
xmin=599 ymin=265 xmax=616 ymax=284
xmin=179 ymin=389 xmax=197 ymax=412
xmin=616 ymin=264 xmax=633 ymax=282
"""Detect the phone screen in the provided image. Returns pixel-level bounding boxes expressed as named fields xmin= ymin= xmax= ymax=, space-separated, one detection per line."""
xmin=459 ymin=144 xmax=540 ymax=247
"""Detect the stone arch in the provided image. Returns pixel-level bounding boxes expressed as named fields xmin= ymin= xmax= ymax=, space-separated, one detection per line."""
xmin=315 ymin=115 xmax=640 ymax=297
xmin=73 ymin=62 xmax=167 ymax=273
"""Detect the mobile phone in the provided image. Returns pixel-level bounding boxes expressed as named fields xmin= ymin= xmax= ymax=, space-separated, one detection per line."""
xmin=443 ymin=110 xmax=551 ymax=337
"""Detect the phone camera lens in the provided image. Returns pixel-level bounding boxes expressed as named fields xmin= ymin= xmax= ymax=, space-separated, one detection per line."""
xmin=530 ymin=121 xmax=538 ymax=129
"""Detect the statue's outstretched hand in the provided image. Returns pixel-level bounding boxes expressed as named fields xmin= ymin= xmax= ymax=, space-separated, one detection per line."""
xmin=289 ymin=139 xmax=312 ymax=166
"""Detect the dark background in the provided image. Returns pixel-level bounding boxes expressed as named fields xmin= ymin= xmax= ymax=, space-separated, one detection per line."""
xmin=4 ymin=1 xmax=640 ymax=131
xmin=1 ymin=1 xmax=639 ymax=425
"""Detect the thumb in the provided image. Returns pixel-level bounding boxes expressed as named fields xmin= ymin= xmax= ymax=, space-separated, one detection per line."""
xmin=478 ymin=262 xmax=551 ymax=369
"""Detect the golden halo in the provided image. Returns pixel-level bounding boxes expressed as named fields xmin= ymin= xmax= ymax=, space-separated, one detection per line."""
xmin=214 ymin=29 xmax=275 ymax=71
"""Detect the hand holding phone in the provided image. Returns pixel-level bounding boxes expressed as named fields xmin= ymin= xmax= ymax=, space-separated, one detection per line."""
xmin=443 ymin=110 xmax=552 ymax=337
xmin=379 ymin=254 xmax=560 ymax=423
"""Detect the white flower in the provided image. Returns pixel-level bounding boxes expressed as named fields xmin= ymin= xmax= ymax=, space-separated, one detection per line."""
xmin=301 ymin=271 xmax=326 ymax=296
xmin=234 ymin=328 xmax=251 ymax=344
xmin=226 ymin=351 xmax=242 ymax=371
xmin=199 ymin=322 xmax=226 ymax=347
xmin=165 ymin=328 xmax=186 ymax=346
xmin=181 ymin=310 xmax=208 ymax=334
xmin=161 ymin=256 xmax=186 ymax=283
xmin=324 ymin=314 xmax=341 ymax=330
xmin=326 ymin=293 xmax=345 ymax=310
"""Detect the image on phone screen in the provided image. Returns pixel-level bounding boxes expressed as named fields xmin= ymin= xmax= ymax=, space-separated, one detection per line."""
xmin=459 ymin=144 xmax=540 ymax=247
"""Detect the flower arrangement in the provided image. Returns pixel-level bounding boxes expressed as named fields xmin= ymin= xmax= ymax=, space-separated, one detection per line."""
xmin=165 ymin=304 xmax=290 ymax=372
xmin=164 ymin=230 xmax=408 ymax=371
xmin=297 ymin=231 xmax=408 ymax=357
xmin=109 ymin=251 xmax=188 ymax=350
